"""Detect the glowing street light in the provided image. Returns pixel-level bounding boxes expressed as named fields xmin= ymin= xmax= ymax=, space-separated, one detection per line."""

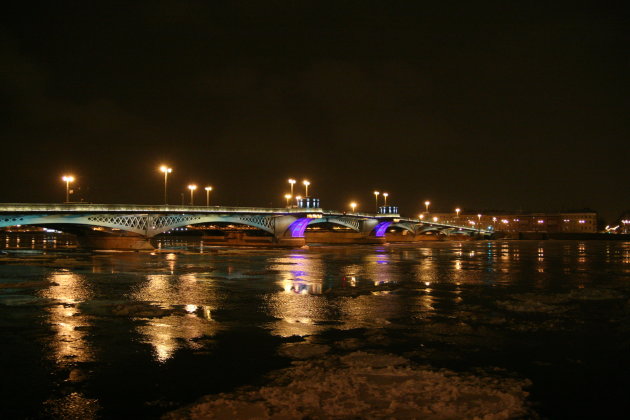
xmin=477 ymin=214 xmax=482 ymax=231
xmin=288 ymin=179 xmax=296 ymax=196
xmin=295 ymin=195 xmax=302 ymax=207
xmin=419 ymin=214 xmax=425 ymax=220
xmin=284 ymin=194 xmax=292 ymax=207
xmin=303 ymin=180 xmax=310 ymax=197
xmin=61 ymin=175 xmax=75 ymax=203
xmin=204 ymin=186 xmax=212 ymax=206
xmin=350 ymin=202 xmax=357 ymax=213
xmin=455 ymin=208 xmax=461 ymax=218
xmin=424 ymin=200 xmax=430 ymax=213
xmin=383 ymin=192 xmax=389 ymax=206
xmin=373 ymin=191 xmax=380 ymax=212
xmin=433 ymin=216 xmax=438 ymax=222
xmin=188 ymin=184 xmax=197 ymax=205
xmin=159 ymin=165 xmax=172 ymax=205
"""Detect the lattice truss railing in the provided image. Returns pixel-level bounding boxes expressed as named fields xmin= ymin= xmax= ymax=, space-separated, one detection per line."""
xmin=325 ymin=217 xmax=362 ymax=232
xmin=82 ymin=213 xmax=279 ymax=236
xmin=149 ymin=214 xmax=276 ymax=236
xmin=150 ymin=215 xmax=202 ymax=231
xmin=230 ymin=215 xmax=275 ymax=232
xmin=86 ymin=215 xmax=151 ymax=233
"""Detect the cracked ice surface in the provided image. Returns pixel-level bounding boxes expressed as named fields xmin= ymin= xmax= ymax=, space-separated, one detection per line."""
xmin=163 ymin=351 xmax=531 ymax=420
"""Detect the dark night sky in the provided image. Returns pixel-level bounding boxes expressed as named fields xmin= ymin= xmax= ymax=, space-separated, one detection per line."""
xmin=1 ymin=1 xmax=628 ymax=221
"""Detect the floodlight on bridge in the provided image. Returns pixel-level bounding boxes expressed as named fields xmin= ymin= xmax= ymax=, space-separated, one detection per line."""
xmin=188 ymin=184 xmax=197 ymax=205
xmin=205 ymin=186 xmax=213 ymax=206
xmin=288 ymin=179 xmax=296 ymax=197
xmin=159 ymin=165 xmax=173 ymax=204
xmin=61 ymin=175 xmax=75 ymax=203
xmin=302 ymin=180 xmax=310 ymax=196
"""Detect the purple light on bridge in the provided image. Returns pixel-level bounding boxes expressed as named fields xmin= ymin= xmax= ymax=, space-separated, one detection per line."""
xmin=374 ymin=221 xmax=392 ymax=237
xmin=288 ymin=218 xmax=311 ymax=238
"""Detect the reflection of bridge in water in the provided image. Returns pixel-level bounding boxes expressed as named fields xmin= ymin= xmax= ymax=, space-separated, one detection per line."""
xmin=0 ymin=204 xmax=491 ymax=249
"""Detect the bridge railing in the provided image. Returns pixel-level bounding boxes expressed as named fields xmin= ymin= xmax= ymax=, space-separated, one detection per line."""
xmin=0 ymin=203 xmax=322 ymax=214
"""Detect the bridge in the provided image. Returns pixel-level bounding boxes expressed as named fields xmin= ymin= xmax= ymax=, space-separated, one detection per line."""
xmin=0 ymin=204 xmax=490 ymax=249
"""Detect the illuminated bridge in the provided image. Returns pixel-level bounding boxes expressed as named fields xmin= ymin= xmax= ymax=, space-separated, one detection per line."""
xmin=0 ymin=204 xmax=490 ymax=249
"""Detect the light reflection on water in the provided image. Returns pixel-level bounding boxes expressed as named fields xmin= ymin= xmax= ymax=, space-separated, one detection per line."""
xmin=0 ymin=237 xmax=629 ymax=419
xmin=40 ymin=271 xmax=94 ymax=365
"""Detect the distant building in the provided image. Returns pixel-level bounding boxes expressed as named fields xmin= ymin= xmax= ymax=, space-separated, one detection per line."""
xmin=428 ymin=211 xmax=598 ymax=233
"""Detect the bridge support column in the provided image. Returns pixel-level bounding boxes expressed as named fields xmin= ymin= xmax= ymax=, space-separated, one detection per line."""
xmin=357 ymin=219 xmax=388 ymax=244
xmin=273 ymin=215 xmax=308 ymax=247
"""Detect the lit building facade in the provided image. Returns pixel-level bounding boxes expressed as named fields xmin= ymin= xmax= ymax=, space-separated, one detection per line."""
xmin=428 ymin=211 xmax=598 ymax=233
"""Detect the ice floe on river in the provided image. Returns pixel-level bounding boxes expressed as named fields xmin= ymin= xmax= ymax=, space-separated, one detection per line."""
xmin=163 ymin=351 xmax=531 ymax=420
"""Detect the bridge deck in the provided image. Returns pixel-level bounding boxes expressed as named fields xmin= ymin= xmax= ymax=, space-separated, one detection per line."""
xmin=0 ymin=204 xmax=490 ymax=234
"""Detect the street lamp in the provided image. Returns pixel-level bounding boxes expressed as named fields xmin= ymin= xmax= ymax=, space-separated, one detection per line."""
xmin=61 ymin=175 xmax=75 ymax=203
xmin=383 ymin=192 xmax=389 ymax=206
xmin=350 ymin=202 xmax=357 ymax=213
xmin=433 ymin=216 xmax=438 ymax=222
xmin=303 ymin=180 xmax=310 ymax=197
xmin=419 ymin=214 xmax=425 ymax=220
xmin=373 ymin=191 xmax=380 ymax=212
xmin=204 ymin=186 xmax=212 ymax=206
xmin=424 ymin=200 xmax=430 ymax=213
xmin=477 ymin=213 xmax=482 ymax=231
xmin=288 ymin=179 xmax=296 ymax=197
xmin=284 ymin=194 xmax=292 ymax=207
xmin=160 ymin=165 xmax=172 ymax=205
xmin=295 ymin=195 xmax=302 ymax=207
xmin=455 ymin=208 xmax=461 ymax=218
xmin=188 ymin=184 xmax=197 ymax=205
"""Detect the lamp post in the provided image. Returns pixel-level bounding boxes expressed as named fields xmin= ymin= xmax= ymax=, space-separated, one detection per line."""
xmin=204 ymin=186 xmax=212 ymax=206
xmin=284 ymin=194 xmax=292 ymax=207
xmin=455 ymin=208 xmax=461 ymax=218
xmin=477 ymin=213 xmax=482 ymax=231
xmin=373 ymin=191 xmax=380 ymax=212
xmin=295 ymin=195 xmax=302 ymax=207
xmin=303 ymin=180 xmax=310 ymax=197
xmin=160 ymin=165 xmax=172 ymax=205
xmin=61 ymin=175 xmax=75 ymax=203
xmin=424 ymin=200 xmax=430 ymax=213
xmin=383 ymin=192 xmax=389 ymax=207
xmin=288 ymin=179 xmax=296 ymax=197
xmin=188 ymin=184 xmax=197 ymax=205
xmin=350 ymin=202 xmax=357 ymax=213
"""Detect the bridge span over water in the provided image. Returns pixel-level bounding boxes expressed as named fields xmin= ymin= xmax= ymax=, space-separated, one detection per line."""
xmin=0 ymin=204 xmax=490 ymax=249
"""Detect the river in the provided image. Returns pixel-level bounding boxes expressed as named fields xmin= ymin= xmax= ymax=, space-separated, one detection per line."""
xmin=1 ymin=234 xmax=629 ymax=418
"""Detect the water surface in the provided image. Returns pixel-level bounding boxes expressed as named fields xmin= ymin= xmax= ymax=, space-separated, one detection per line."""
xmin=1 ymin=236 xmax=629 ymax=418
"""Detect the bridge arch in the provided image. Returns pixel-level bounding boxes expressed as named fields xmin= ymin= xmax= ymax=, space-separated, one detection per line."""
xmin=389 ymin=222 xmax=416 ymax=234
xmin=152 ymin=214 xmax=277 ymax=236
xmin=307 ymin=216 xmax=362 ymax=232
xmin=0 ymin=213 xmax=280 ymax=237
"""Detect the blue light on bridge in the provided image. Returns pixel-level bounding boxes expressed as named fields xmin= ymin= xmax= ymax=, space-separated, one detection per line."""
xmin=288 ymin=218 xmax=311 ymax=238
xmin=374 ymin=221 xmax=392 ymax=237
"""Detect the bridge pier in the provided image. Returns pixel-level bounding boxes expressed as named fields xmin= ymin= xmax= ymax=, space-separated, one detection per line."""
xmin=75 ymin=231 xmax=154 ymax=250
